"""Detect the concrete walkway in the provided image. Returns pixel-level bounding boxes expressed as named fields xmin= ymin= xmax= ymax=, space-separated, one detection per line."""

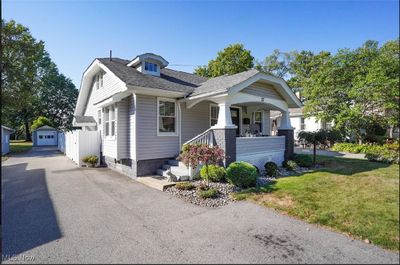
xmin=295 ymin=147 xmax=366 ymax=159
xmin=1 ymin=148 xmax=398 ymax=264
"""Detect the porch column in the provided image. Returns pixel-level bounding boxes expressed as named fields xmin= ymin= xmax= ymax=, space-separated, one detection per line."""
xmin=212 ymin=103 xmax=237 ymax=167
xmin=278 ymin=111 xmax=294 ymax=160
xmin=262 ymin=110 xmax=271 ymax=135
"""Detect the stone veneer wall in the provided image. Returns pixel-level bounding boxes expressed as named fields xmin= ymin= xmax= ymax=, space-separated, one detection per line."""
xmin=213 ymin=128 xmax=236 ymax=166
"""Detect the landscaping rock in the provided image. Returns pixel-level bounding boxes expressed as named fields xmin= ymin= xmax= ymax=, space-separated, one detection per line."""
xmin=164 ymin=180 xmax=239 ymax=208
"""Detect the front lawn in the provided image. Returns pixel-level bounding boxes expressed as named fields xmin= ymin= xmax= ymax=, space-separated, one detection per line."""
xmin=233 ymin=156 xmax=399 ymax=251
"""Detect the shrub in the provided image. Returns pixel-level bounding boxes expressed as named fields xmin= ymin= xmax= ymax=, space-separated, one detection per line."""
xmin=198 ymin=188 xmax=219 ymax=199
xmin=82 ymin=155 xmax=99 ymax=167
xmin=293 ymin=154 xmax=313 ymax=167
xmin=332 ymin=142 xmax=399 ymax=164
xmin=264 ymin=161 xmax=278 ymax=177
xmin=178 ymin=143 xmax=225 ymax=186
xmin=175 ymin=182 xmax=196 ymax=190
xmin=365 ymin=146 xmax=399 ymax=164
xmin=200 ymin=165 xmax=226 ymax=182
xmin=226 ymin=161 xmax=257 ymax=188
xmin=283 ymin=160 xmax=298 ymax=171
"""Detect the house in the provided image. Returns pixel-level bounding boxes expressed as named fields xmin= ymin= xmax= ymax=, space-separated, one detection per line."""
xmin=72 ymin=53 xmax=302 ymax=179
xmin=2 ymin=125 xmax=14 ymax=155
xmin=271 ymin=107 xmax=333 ymax=143
xmin=32 ymin=125 xmax=59 ymax=146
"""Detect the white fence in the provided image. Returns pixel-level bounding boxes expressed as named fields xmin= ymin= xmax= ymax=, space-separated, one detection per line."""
xmin=59 ymin=130 xmax=101 ymax=166
xmin=58 ymin=132 xmax=65 ymax=153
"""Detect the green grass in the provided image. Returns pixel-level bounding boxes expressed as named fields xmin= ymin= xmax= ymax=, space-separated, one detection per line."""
xmin=233 ymin=155 xmax=399 ymax=251
xmin=10 ymin=140 xmax=33 ymax=154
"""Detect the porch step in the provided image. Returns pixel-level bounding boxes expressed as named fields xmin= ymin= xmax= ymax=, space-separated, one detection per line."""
xmin=157 ymin=165 xmax=189 ymax=181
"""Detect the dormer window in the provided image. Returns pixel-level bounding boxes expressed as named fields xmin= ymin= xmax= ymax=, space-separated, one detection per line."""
xmin=127 ymin=53 xmax=168 ymax=77
xmin=145 ymin=62 xmax=158 ymax=72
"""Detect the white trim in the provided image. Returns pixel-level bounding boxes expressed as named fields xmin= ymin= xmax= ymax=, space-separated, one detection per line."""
xmin=157 ymin=97 xmax=178 ymax=137
xmin=209 ymin=103 xmax=219 ymax=127
xmin=230 ymin=106 xmax=242 ymax=136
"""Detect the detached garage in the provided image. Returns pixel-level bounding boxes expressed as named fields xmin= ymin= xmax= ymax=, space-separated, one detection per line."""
xmin=33 ymin=125 xmax=59 ymax=146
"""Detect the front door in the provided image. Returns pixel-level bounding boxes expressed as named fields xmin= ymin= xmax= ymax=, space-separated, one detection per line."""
xmin=230 ymin=107 xmax=240 ymax=136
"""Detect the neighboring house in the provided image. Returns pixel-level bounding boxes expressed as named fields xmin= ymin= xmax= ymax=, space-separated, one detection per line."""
xmin=32 ymin=125 xmax=59 ymax=146
xmin=2 ymin=125 xmax=14 ymax=155
xmin=271 ymin=107 xmax=333 ymax=142
xmin=73 ymin=53 xmax=302 ymax=179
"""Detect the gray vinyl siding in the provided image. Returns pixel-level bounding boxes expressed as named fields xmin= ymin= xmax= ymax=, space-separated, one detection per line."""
xmin=242 ymin=82 xmax=284 ymax=100
xmin=84 ymin=71 xmax=125 ymax=119
xmin=181 ymin=101 xmax=211 ymax=144
xmin=83 ymin=70 xmax=126 ymax=159
xmin=236 ymin=136 xmax=285 ymax=155
xmin=136 ymin=94 xmax=179 ymax=160
xmin=117 ymin=97 xmax=130 ymax=159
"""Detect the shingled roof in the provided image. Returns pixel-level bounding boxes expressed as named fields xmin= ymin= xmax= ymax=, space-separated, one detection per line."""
xmin=98 ymin=58 xmax=208 ymax=94
xmin=190 ymin=69 xmax=259 ymax=96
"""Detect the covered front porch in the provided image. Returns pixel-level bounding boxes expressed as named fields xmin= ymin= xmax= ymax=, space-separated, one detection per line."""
xmin=180 ymin=71 xmax=301 ymax=168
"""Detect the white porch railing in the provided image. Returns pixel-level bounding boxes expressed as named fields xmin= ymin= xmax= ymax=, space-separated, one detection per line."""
xmin=183 ymin=128 xmax=215 ymax=147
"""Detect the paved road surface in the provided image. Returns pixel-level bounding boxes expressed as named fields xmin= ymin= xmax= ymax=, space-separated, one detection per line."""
xmin=2 ymin=147 xmax=398 ymax=264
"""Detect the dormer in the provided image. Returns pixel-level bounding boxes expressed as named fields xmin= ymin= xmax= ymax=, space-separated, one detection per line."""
xmin=127 ymin=53 xmax=169 ymax=77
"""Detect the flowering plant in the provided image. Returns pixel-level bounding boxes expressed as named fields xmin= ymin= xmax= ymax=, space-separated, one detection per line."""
xmin=179 ymin=144 xmax=225 ymax=185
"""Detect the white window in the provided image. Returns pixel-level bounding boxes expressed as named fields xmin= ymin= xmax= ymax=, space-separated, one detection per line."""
xmin=104 ymin=105 xmax=116 ymax=137
xmin=110 ymin=105 xmax=115 ymax=136
xmin=301 ymin=117 xmax=306 ymax=130
xmin=98 ymin=110 xmax=102 ymax=125
xmin=210 ymin=104 xmax=219 ymax=126
xmin=95 ymin=75 xmax=99 ymax=90
xmin=99 ymin=72 xmax=103 ymax=88
xmin=254 ymin=111 xmax=262 ymax=130
xmin=158 ymin=98 xmax=176 ymax=135
xmin=104 ymin=108 xmax=110 ymax=136
xmin=145 ymin=61 xmax=158 ymax=72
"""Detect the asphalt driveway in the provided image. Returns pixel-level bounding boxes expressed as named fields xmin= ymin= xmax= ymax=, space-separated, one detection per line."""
xmin=2 ymin=147 xmax=398 ymax=264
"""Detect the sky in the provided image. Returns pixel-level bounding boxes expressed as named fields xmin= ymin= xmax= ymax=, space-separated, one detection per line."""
xmin=3 ymin=0 xmax=399 ymax=88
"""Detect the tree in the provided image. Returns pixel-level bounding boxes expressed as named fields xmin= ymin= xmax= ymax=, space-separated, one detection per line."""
xmin=1 ymin=20 xmax=78 ymax=137
xmin=37 ymin=55 xmax=78 ymax=130
xmin=301 ymin=40 xmax=398 ymax=143
xmin=255 ymin=49 xmax=294 ymax=79
xmin=194 ymin=44 xmax=254 ymax=77
xmin=1 ymin=20 xmax=46 ymax=140
xmin=298 ymin=130 xmax=333 ymax=166
xmin=31 ymin=116 xmax=53 ymax=131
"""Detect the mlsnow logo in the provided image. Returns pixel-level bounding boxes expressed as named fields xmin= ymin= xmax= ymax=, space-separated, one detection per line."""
xmin=2 ymin=254 xmax=35 ymax=262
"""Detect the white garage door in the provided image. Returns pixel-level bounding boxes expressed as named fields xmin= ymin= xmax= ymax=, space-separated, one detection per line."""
xmin=37 ymin=131 xmax=57 ymax=146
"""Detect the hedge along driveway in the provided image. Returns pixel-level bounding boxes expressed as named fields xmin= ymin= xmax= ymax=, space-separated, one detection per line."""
xmin=234 ymin=155 xmax=399 ymax=251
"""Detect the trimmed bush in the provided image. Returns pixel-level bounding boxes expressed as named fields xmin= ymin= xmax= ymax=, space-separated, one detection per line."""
xmin=283 ymin=160 xmax=298 ymax=171
xmin=82 ymin=155 xmax=99 ymax=167
xmin=200 ymin=165 xmax=226 ymax=182
xmin=264 ymin=161 xmax=278 ymax=177
xmin=332 ymin=142 xmax=399 ymax=164
xmin=198 ymin=188 xmax=219 ymax=199
xmin=226 ymin=161 xmax=257 ymax=188
xmin=365 ymin=147 xmax=399 ymax=164
xmin=293 ymin=154 xmax=313 ymax=167
xmin=175 ymin=182 xmax=196 ymax=190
